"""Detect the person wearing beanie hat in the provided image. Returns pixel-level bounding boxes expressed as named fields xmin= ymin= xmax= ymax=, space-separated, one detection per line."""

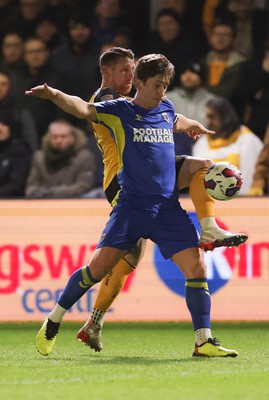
xmin=167 ymin=60 xmax=215 ymax=137
xmin=181 ymin=61 xmax=205 ymax=83
xmin=166 ymin=60 xmax=216 ymax=156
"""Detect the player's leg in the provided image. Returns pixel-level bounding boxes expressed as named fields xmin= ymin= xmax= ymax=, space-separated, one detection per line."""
xmin=81 ymin=238 xmax=147 ymax=352
xmin=76 ymin=205 xmax=151 ymax=349
xmin=172 ymin=247 xmax=238 ymax=357
xmin=36 ymin=246 xmax=126 ymax=356
xmin=176 ymin=155 xmax=248 ymax=251
xmin=156 ymin=203 xmax=238 ymax=357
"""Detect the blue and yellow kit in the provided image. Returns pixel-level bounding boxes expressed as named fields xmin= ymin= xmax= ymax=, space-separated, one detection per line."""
xmin=94 ymin=97 xmax=178 ymax=200
xmin=90 ymin=87 xmax=122 ymax=203
xmin=93 ymin=97 xmax=199 ymax=258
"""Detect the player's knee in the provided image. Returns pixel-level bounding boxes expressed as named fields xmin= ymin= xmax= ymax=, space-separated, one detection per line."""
xmin=123 ymin=253 xmax=140 ymax=269
xmin=186 ymin=258 xmax=207 ymax=279
xmin=124 ymin=238 xmax=147 ymax=267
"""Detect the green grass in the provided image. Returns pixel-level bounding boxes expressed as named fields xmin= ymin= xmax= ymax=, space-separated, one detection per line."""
xmin=0 ymin=322 xmax=268 ymax=400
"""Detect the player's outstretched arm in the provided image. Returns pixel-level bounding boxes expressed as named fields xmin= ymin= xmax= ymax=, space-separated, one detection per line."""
xmin=25 ymin=83 xmax=98 ymax=122
xmin=174 ymin=113 xmax=215 ymax=139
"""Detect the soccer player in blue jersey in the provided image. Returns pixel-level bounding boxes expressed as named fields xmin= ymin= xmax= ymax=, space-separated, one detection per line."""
xmin=26 ymin=53 xmax=238 ymax=357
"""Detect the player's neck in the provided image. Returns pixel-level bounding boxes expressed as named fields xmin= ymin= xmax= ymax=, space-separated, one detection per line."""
xmin=132 ymin=94 xmax=160 ymax=110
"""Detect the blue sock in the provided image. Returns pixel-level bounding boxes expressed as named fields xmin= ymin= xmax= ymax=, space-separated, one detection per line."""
xmin=58 ymin=265 xmax=100 ymax=309
xmin=185 ymin=278 xmax=211 ymax=330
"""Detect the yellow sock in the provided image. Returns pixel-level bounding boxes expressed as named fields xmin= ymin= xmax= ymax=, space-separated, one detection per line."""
xmin=94 ymin=258 xmax=133 ymax=311
xmin=189 ymin=167 xmax=215 ymax=221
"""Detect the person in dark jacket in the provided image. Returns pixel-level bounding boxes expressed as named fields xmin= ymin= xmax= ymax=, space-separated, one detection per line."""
xmin=13 ymin=36 xmax=65 ymax=144
xmin=25 ymin=119 xmax=97 ymax=198
xmin=0 ymin=115 xmax=31 ymax=198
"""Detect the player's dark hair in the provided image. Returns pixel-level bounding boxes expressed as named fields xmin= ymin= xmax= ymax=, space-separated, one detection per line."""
xmin=206 ymin=96 xmax=241 ymax=136
xmin=99 ymin=47 xmax=134 ymax=68
xmin=134 ymin=53 xmax=175 ymax=84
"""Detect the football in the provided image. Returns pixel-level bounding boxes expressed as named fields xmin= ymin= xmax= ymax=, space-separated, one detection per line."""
xmin=204 ymin=162 xmax=243 ymax=200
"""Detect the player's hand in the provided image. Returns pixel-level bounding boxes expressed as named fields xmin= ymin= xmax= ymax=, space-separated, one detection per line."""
xmin=186 ymin=124 xmax=215 ymax=140
xmin=186 ymin=130 xmax=202 ymax=140
xmin=247 ymin=186 xmax=264 ymax=196
xmin=175 ymin=115 xmax=215 ymax=138
xmin=25 ymin=83 xmax=56 ymax=100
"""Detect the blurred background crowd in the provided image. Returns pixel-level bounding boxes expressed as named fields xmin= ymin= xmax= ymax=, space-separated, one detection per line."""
xmin=0 ymin=0 xmax=269 ymax=199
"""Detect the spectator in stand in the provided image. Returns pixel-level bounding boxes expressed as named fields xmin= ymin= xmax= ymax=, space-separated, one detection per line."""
xmin=121 ymin=0 xmax=150 ymax=55
xmin=112 ymin=27 xmax=133 ymax=50
xmin=200 ymin=18 xmax=246 ymax=104
xmin=235 ymin=39 xmax=269 ymax=141
xmin=45 ymin=0 xmax=74 ymax=36
xmin=202 ymin=0 xmax=223 ymax=40
xmin=13 ymin=36 xmax=65 ymax=145
xmin=17 ymin=0 xmax=47 ymax=39
xmin=52 ymin=15 xmax=100 ymax=103
xmin=220 ymin=0 xmax=268 ymax=59
xmin=192 ymin=96 xmax=263 ymax=195
xmin=167 ymin=61 xmax=216 ymax=126
xmin=203 ymin=0 xmax=269 ymax=59
xmin=148 ymin=8 xmax=207 ymax=88
xmin=25 ymin=119 xmax=97 ymax=199
xmin=0 ymin=114 xmax=31 ymax=198
xmin=0 ymin=0 xmax=20 ymax=43
xmin=0 ymin=32 xmax=25 ymax=77
xmin=34 ymin=12 xmax=66 ymax=53
xmin=90 ymin=0 xmax=128 ymax=50
xmin=248 ymin=123 xmax=269 ymax=196
xmin=167 ymin=60 xmax=216 ymax=155
xmin=0 ymin=68 xmax=38 ymax=151
xmin=152 ymin=0 xmax=208 ymax=44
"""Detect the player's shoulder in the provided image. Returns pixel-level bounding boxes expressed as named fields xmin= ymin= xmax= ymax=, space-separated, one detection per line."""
xmin=93 ymin=87 xmax=121 ymax=103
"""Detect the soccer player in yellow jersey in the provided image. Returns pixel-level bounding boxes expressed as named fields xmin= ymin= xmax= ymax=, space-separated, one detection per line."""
xmin=30 ymin=48 xmax=246 ymax=356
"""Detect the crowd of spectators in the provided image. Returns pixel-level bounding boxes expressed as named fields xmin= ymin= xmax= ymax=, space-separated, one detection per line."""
xmin=0 ymin=0 xmax=269 ymax=198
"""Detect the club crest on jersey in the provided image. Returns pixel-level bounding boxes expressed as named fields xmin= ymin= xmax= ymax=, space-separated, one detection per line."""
xmin=135 ymin=114 xmax=142 ymax=121
xmin=162 ymin=113 xmax=169 ymax=123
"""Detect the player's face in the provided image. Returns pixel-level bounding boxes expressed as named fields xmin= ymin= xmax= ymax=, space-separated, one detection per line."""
xmin=108 ymin=58 xmax=134 ymax=95
xmin=136 ymin=75 xmax=169 ymax=109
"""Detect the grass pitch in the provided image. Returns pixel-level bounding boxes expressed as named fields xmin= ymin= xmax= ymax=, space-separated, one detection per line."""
xmin=0 ymin=322 xmax=268 ymax=400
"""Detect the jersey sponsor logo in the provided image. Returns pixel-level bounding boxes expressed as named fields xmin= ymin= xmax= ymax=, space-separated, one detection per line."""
xmin=153 ymin=212 xmax=252 ymax=297
xmin=132 ymin=127 xmax=174 ymax=143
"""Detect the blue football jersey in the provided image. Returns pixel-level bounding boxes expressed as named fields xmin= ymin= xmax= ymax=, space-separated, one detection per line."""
xmin=94 ymin=98 xmax=177 ymax=198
